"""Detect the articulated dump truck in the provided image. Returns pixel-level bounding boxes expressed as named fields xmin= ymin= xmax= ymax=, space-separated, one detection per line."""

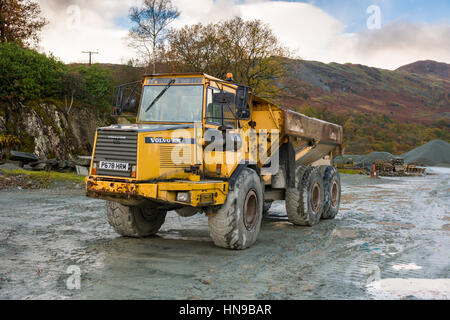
xmin=86 ymin=73 xmax=343 ymax=250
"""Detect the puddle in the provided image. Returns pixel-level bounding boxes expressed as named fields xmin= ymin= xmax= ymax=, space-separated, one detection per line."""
xmin=367 ymin=278 xmax=450 ymax=300
xmin=392 ymin=263 xmax=422 ymax=271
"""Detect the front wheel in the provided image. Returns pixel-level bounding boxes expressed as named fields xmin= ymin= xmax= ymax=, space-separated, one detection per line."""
xmin=208 ymin=168 xmax=263 ymax=250
xmin=106 ymin=201 xmax=167 ymax=237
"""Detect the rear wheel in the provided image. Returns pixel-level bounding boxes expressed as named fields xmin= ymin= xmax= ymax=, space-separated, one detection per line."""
xmin=208 ymin=168 xmax=263 ymax=250
xmin=321 ymin=166 xmax=341 ymax=219
xmin=106 ymin=201 xmax=167 ymax=237
xmin=286 ymin=166 xmax=324 ymax=226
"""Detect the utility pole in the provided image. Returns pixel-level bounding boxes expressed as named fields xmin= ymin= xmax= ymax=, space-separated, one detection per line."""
xmin=82 ymin=50 xmax=99 ymax=66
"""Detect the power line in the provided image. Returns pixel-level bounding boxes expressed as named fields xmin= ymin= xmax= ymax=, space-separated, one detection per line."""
xmin=82 ymin=50 xmax=99 ymax=66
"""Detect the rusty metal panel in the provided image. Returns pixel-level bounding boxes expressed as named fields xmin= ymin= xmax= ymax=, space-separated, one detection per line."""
xmin=282 ymin=108 xmax=343 ymax=146
xmin=294 ymin=143 xmax=337 ymax=166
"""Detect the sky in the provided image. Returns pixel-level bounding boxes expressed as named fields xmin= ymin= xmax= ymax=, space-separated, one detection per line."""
xmin=36 ymin=0 xmax=450 ymax=70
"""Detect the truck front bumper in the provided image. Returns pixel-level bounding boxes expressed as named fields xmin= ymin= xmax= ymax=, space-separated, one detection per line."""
xmin=85 ymin=177 xmax=228 ymax=207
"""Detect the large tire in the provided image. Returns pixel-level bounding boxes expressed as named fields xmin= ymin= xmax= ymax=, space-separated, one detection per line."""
xmin=286 ymin=166 xmax=324 ymax=226
xmin=106 ymin=201 xmax=167 ymax=237
xmin=321 ymin=166 xmax=341 ymax=219
xmin=208 ymin=168 xmax=263 ymax=250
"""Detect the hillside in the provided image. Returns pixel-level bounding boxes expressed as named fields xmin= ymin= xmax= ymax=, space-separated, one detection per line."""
xmin=281 ymin=59 xmax=450 ymax=125
xmin=276 ymin=59 xmax=450 ymax=154
xmin=397 ymin=60 xmax=450 ymax=80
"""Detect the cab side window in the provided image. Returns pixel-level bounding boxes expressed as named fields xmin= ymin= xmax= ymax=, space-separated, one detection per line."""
xmin=206 ymin=88 xmax=222 ymax=125
xmin=206 ymin=87 xmax=236 ymax=128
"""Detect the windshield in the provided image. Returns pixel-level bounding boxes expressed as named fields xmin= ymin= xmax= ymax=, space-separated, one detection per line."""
xmin=138 ymin=85 xmax=203 ymax=123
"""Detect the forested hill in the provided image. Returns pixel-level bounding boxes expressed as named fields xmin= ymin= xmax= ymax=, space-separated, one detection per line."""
xmin=279 ymin=59 xmax=450 ymax=154
xmin=281 ymin=59 xmax=450 ymax=124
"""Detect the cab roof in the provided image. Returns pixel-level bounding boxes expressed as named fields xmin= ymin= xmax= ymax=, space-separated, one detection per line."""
xmin=143 ymin=72 xmax=275 ymax=106
xmin=143 ymin=72 xmax=223 ymax=82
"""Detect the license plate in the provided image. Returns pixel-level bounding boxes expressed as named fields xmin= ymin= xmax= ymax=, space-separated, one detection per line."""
xmin=99 ymin=161 xmax=129 ymax=172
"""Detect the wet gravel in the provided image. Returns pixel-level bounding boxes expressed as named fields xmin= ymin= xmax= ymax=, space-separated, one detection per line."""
xmin=0 ymin=171 xmax=449 ymax=300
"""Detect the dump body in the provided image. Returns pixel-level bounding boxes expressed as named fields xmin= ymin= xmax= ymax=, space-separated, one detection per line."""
xmin=282 ymin=108 xmax=343 ymax=165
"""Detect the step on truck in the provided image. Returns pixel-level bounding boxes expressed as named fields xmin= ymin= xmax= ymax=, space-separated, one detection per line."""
xmin=86 ymin=73 xmax=343 ymax=249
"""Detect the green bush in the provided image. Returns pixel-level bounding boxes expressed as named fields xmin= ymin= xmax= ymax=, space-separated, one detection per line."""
xmin=0 ymin=43 xmax=113 ymax=108
xmin=67 ymin=64 xmax=113 ymax=107
xmin=0 ymin=42 xmax=65 ymax=100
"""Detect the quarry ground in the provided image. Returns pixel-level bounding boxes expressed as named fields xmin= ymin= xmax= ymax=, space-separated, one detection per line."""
xmin=0 ymin=169 xmax=449 ymax=300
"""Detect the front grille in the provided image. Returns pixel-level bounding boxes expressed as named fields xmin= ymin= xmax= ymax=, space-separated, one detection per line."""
xmin=160 ymin=145 xmax=191 ymax=168
xmin=94 ymin=130 xmax=137 ymax=177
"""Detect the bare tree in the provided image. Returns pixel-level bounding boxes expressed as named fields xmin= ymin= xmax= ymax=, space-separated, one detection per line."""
xmin=128 ymin=0 xmax=180 ymax=74
xmin=167 ymin=17 xmax=290 ymax=98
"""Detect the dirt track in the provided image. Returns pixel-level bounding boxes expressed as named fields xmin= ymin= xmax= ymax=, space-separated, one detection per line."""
xmin=0 ymin=171 xmax=449 ymax=299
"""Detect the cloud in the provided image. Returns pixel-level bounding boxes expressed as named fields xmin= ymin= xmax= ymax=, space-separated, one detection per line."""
xmin=238 ymin=1 xmax=345 ymax=59
xmin=171 ymin=0 xmax=242 ymax=26
xmin=171 ymin=0 xmax=345 ymax=61
xmin=326 ymin=21 xmax=450 ymax=69
xmin=37 ymin=0 xmax=137 ymax=64
xmin=35 ymin=0 xmax=450 ymax=70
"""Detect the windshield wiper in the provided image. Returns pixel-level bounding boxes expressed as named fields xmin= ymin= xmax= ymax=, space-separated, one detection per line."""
xmin=145 ymin=79 xmax=175 ymax=113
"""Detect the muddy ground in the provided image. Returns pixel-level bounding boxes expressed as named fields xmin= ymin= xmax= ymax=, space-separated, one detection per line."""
xmin=0 ymin=171 xmax=449 ymax=300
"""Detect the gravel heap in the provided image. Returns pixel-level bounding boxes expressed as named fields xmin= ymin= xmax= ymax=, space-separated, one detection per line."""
xmin=333 ymin=155 xmax=363 ymax=165
xmin=401 ymin=140 xmax=450 ymax=167
xmin=360 ymin=152 xmax=395 ymax=164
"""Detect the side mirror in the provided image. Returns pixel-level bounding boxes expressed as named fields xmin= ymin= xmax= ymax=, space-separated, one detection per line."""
xmin=213 ymin=92 xmax=235 ymax=104
xmin=111 ymin=80 xmax=141 ymax=117
xmin=123 ymin=98 xmax=137 ymax=111
xmin=236 ymin=86 xmax=250 ymax=119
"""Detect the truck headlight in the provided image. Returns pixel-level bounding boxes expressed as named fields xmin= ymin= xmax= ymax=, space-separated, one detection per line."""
xmin=176 ymin=192 xmax=190 ymax=203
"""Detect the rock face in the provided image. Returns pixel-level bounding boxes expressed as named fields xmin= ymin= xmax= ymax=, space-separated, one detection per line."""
xmin=0 ymin=100 xmax=112 ymax=160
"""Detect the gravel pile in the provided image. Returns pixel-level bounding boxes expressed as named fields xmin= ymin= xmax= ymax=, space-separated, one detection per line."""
xmin=401 ymin=140 xmax=450 ymax=166
xmin=361 ymin=152 xmax=395 ymax=163
xmin=333 ymin=155 xmax=362 ymax=165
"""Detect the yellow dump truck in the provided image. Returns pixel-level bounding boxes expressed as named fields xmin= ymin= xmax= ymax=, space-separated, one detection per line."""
xmin=86 ymin=73 xmax=343 ymax=249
